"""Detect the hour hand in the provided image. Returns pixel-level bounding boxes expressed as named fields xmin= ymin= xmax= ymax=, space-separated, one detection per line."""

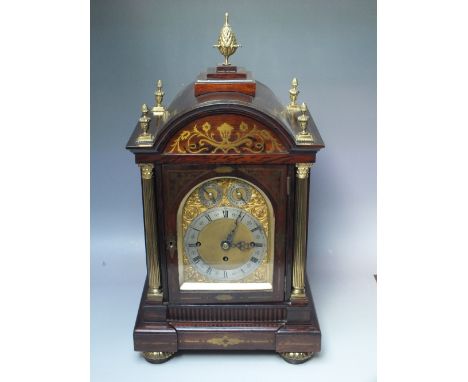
xmin=232 ymin=241 xmax=250 ymax=251
xmin=202 ymin=185 xmax=217 ymax=204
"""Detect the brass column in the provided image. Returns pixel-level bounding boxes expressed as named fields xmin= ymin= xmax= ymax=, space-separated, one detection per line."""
xmin=139 ymin=163 xmax=163 ymax=301
xmin=291 ymin=163 xmax=312 ymax=299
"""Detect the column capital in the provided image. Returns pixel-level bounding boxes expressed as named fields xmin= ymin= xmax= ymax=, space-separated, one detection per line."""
xmin=295 ymin=163 xmax=313 ymax=179
xmin=139 ymin=163 xmax=154 ymax=180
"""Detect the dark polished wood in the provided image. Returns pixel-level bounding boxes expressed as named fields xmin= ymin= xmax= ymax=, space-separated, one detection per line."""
xmin=135 ymin=152 xmax=316 ymax=165
xmin=195 ymin=69 xmax=255 ymax=96
xmin=194 ymin=80 xmax=256 ymax=97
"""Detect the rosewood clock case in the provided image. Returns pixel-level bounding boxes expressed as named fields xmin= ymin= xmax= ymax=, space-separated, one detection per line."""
xmin=126 ymin=69 xmax=324 ymax=364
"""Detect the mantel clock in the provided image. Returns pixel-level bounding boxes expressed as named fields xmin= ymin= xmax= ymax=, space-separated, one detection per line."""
xmin=126 ymin=13 xmax=325 ymax=364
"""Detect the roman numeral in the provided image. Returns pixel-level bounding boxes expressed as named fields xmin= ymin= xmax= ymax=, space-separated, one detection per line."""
xmin=205 ymin=214 xmax=212 ymax=222
xmin=250 ymin=257 xmax=259 ymax=263
xmin=223 ymin=210 xmax=228 ymax=218
xmin=192 ymin=256 xmax=201 ymax=264
xmin=206 ymin=267 xmax=212 ymax=275
xmin=251 ymin=242 xmax=263 ymax=247
xmin=187 ymin=243 xmax=198 ymax=247
xmin=250 ymin=226 xmax=261 ymax=232
xmin=224 ymin=271 xmax=228 ymax=278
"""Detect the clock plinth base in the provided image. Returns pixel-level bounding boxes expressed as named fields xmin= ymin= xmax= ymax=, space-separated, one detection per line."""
xmin=279 ymin=352 xmax=315 ymax=364
xmin=133 ymin=278 xmax=321 ymax=362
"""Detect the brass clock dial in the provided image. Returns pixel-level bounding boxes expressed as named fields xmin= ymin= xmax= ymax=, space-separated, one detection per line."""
xmin=184 ymin=206 xmax=267 ymax=281
xmin=177 ymin=177 xmax=275 ymax=290
xmin=227 ymin=182 xmax=252 ymax=206
xmin=198 ymin=181 xmax=222 ymax=207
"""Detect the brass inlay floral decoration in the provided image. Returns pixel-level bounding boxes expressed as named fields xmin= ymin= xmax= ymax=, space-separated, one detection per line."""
xmin=165 ymin=121 xmax=286 ymax=154
xmin=207 ymin=335 xmax=244 ymax=347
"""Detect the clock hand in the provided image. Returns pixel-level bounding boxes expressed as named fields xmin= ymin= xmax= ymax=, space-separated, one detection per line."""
xmin=221 ymin=212 xmax=243 ymax=250
xmin=202 ymin=185 xmax=217 ymax=204
xmin=235 ymin=189 xmax=247 ymax=204
xmin=232 ymin=241 xmax=251 ymax=251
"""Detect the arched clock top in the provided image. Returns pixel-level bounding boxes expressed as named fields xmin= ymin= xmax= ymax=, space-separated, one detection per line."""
xmin=126 ymin=80 xmax=325 ymax=160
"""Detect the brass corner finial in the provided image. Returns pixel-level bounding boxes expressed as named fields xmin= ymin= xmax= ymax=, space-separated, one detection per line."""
xmin=287 ymin=77 xmax=300 ymax=112
xmin=152 ymin=80 xmax=166 ymax=116
xmin=136 ymin=103 xmax=154 ymax=145
xmin=139 ymin=103 xmax=150 ymax=125
xmin=213 ymin=12 xmax=241 ymax=66
xmin=295 ymin=102 xmax=315 ymax=145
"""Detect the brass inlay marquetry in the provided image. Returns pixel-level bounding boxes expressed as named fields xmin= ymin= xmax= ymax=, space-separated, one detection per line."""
xmin=215 ymin=294 xmax=233 ymax=301
xmin=205 ymin=335 xmax=270 ymax=348
xmin=165 ymin=121 xmax=286 ymax=154
xmin=207 ymin=335 xmax=244 ymax=347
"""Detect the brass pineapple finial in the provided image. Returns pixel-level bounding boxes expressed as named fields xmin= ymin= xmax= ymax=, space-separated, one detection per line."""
xmin=136 ymin=103 xmax=154 ymax=145
xmin=287 ymin=78 xmax=301 ymax=112
xmin=296 ymin=102 xmax=315 ymax=145
xmin=213 ymin=12 xmax=241 ymax=66
xmin=152 ymin=80 xmax=166 ymax=116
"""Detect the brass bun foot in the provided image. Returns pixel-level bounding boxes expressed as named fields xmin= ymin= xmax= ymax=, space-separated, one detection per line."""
xmin=279 ymin=352 xmax=314 ymax=365
xmin=142 ymin=351 xmax=175 ymax=364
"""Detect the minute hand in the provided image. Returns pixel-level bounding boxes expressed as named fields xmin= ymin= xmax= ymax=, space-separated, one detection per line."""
xmin=225 ymin=212 xmax=243 ymax=244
